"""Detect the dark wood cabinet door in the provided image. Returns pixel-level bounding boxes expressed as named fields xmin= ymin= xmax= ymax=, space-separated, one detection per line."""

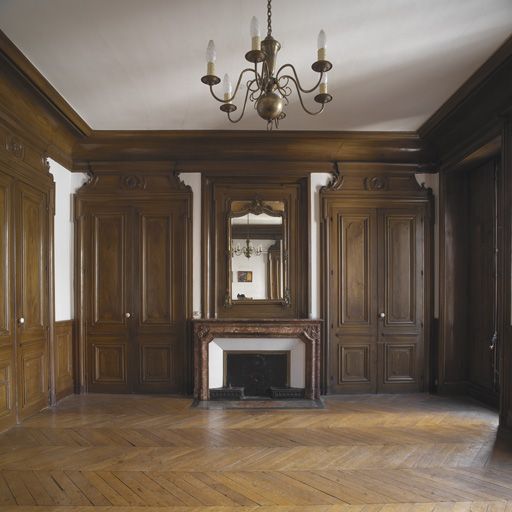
xmin=133 ymin=202 xmax=188 ymax=393
xmin=377 ymin=209 xmax=424 ymax=392
xmin=15 ymin=181 xmax=49 ymax=419
xmin=86 ymin=207 xmax=132 ymax=393
xmin=329 ymin=208 xmax=378 ymax=393
xmin=0 ymin=173 xmax=15 ymax=430
xmin=329 ymin=205 xmax=426 ymax=394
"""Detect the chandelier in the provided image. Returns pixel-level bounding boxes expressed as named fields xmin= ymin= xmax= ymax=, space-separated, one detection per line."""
xmin=231 ymin=215 xmax=263 ymax=259
xmin=232 ymin=239 xmax=263 ymax=259
xmin=201 ymin=0 xmax=333 ymax=130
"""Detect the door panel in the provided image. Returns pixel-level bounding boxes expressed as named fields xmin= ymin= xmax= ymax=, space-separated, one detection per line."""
xmin=330 ymin=209 xmax=378 ymax=393
xmin=378 ymin=209 xmax=424 ymax=392
xmin=134 ymin=204 xmax=186 ymax=393
xmin=16 ymin=182 xmax=48 ymax=419
xmin=0 ymin=174 xmax=15 ymax=430
xmin=86 ymin=208 xmax=132 ymax=392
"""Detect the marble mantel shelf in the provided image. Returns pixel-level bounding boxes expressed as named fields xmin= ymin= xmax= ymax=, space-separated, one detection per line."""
xmin=192 ymin=319 xmax=322 ymax=401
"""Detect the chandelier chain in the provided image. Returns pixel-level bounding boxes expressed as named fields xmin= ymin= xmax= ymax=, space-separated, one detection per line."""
xmin=267 ymin=0 xmax=272 ymax=36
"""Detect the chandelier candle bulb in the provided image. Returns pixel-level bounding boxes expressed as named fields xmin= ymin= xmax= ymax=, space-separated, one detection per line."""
xmin=251 ymin=16 xmax=261 ymax=50
xmin=317 ymin=30 xmax=327 ymax=61
xmin=223 ymin=74 xmax=233 ymax=102
xmin=206 ymin=40 xmax=216 ymax=75
xmin=320 ymin=73 xmax=328 ymax=94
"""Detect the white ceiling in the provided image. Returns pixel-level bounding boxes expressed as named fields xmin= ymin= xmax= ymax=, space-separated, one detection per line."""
xmin=0 ymin=0 xmax=511 ymax=131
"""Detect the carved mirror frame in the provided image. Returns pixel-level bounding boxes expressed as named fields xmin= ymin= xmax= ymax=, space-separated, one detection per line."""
xmin=225 ymin=198 xmax=290 ymax=307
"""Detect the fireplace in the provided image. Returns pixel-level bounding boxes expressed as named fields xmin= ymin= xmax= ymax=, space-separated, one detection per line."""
xmin=225 ymin=351 xmax=289 ymax=397
xmin=192 ymin=319 xmax=322 ymax=401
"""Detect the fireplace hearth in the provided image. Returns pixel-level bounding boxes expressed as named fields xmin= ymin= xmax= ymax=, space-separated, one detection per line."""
xmin=225 ymin=352 xmax=288 ymax=397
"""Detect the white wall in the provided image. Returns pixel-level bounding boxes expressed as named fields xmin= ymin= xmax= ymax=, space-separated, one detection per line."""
xmin=309 ymin=173 xmax=332 ymax=318
xmin=49 ymin=160 xmax=87 ymax=321
xmin=179 ymin=173 xmax=201 ymax=317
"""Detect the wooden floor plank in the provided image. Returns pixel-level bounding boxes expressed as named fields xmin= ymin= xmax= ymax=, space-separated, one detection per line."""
xmin=0 ymin=393 xmax=510 ymax=510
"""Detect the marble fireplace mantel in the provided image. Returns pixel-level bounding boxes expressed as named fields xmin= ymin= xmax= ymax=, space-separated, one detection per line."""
xmin=192 ymin=319 xmax=322 ymax=400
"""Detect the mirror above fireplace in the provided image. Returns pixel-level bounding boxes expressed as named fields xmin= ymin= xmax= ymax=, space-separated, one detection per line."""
xmin=227 ymin=199 xmax=289 ymax=306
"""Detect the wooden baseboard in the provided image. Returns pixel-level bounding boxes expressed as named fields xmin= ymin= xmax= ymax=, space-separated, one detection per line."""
xmin=54 ymin=320 xmax=75 ymax=400
xmin=466 ymin=382 xmax=499 ymax=409
xmin=437 ymin=380 xmax=468 ymax=395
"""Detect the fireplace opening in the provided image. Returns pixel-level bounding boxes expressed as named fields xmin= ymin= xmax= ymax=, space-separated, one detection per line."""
xmin=225 ymin=351 xmax=289 ymax=397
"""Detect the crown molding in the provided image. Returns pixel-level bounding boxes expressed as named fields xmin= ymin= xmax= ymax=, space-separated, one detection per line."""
xmin=419 ymin=33 xmax=512 ymax=167
xmin=0 ymin=29 xmax=91 ymax=137
xmin=71 ymin=130 xmax=434 ymax=169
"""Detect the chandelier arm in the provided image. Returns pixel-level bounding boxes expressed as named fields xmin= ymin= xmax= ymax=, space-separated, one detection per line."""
xmin=284 ymin=75 xmax=326 ymax=116
xmin=227 ymin=80 xmax=254 ymax=123
xmin=276 ymin=64 xmax=324 ymax=93
xmin=253 ymin=63 xmax=263 ymax=90
xmin=208 ymin=68 xmax=258 ymax=103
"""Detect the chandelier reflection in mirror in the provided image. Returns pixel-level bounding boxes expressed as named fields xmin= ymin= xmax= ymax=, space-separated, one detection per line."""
xmin=201 ymin=0 xmax=333 ymax=130
xmin=231 ymin=215 xmax=263 ymax=259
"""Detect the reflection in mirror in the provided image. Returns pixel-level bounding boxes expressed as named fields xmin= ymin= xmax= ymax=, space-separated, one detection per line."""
xmin=229 ymin=200 xmax=285 ymax=302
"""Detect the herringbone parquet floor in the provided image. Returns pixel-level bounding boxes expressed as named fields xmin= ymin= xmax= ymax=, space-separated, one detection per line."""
xmin=0 ymin=393 xmax=511 ymax=511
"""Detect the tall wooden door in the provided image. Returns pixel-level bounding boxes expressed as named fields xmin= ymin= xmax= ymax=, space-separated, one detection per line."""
xmin=83 ymin=201 xmax=188 ymax=393
xmin=86 ymin=206 xmax=132 ymax=393
xmin=15 ymin=181 xmax=49 ymax=418
xmin=329 ymin=206 xmax=426 ymax=393
xmin=133 ymin=202 xmax=187 ymax=393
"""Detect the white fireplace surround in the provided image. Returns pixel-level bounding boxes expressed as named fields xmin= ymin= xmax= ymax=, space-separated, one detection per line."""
xmin=208 ymin=337 xmax=306 ymax=389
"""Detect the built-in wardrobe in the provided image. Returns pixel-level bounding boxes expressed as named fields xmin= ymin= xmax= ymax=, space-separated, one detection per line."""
xmin=321 ymin=166 xmax=433 ymax=394
xmin=0 ymin=135 xmax=54 ymax=431
xmin=74 ymin=169 xmax=192 ymax=394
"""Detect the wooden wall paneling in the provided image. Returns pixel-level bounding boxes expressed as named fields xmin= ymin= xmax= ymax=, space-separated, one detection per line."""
xmin=438 ymin=170 xmax=470 ymax=393
xmin=499 ymin=118 xmax=512 ymax=430
xmin=0 ymin=172 xmax=15 ymax=431
xmin=467 ymin=160 xmax=499 ymax=405
xmin=54 ymin=320 xmax=74 ymax=400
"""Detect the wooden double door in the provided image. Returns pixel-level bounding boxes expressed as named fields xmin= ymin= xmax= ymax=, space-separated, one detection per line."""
xmin=81 ymin=200 xmax=189 ymax=393
xmin=328 ymin=205 xmax=428 ymax=393
xmin=0 ymin=171 xmax=50 ymax=430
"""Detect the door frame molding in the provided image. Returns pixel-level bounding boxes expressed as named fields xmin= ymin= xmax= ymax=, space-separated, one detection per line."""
xmin=320 ymin=163 xmax=434 ymax=394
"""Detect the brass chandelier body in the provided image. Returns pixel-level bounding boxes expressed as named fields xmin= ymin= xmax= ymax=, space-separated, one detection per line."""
xmin=201 ymin=0 xmax=333 ymax=129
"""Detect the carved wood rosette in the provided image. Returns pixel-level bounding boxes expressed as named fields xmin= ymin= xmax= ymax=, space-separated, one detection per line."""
xmin=192 ymin=320 xmax=322 ymax=401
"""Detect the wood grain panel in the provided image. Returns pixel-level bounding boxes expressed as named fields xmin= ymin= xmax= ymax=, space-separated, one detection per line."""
xmin=141 ymin=346 xmax=171 ymax=384
xmin=93 ymin=344 xmax=126 ymax=384
xmin=15 ymin=181 xmax=48 ymax=420
xmin=340 ymin=216 xmax=372 ymax=326
xmin=140 ymin=215 xmax=172 ymax=325
xmin=20 ymin=191 xmax=44 ymax=329
xmin=92 ymin=214 xmax=126 ymax=325
xmin=0 ymin=352 xmax=13 ymax=422
xmin=384 ymin=215 xmax=416 ymax=325
xmin=0 ymin=175 xmax=10 ymax=339
xmin=55 ymin=321 xmax=74 ymax=400
xmin=18 ymin=343 xmax=45 ymax=411
xmin=384 ymin=343 xmax=416 ymax=383
xmin=339 ymin=345 xmax=370 ymax=384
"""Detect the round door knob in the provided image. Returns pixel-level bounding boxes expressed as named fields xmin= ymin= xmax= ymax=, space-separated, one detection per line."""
xmin=18 ymin=317 xmax=25 ymax=325
xmin=379 ymin=312 xmax=386 ymax=319
xmin=125 ymin=313 xmax=131 ymax=319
